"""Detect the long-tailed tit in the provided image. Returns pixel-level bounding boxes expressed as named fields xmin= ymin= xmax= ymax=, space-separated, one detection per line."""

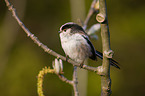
xmin=59 ymin=22 xmax=120 ymax=69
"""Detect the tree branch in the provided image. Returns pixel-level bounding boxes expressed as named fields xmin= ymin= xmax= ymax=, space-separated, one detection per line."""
xmin=57 ymin=74 xmax=73 ymax=85
xmin=96 ymin=0 xmax=112 ymax=96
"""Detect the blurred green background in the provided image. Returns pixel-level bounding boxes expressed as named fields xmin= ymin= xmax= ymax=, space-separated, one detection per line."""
xmin=0 ymin=0 xmax=145 ymax=96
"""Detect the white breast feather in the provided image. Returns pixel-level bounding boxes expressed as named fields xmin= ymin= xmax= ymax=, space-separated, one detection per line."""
xmin=60 ymin=32 xmax=92 ymax=63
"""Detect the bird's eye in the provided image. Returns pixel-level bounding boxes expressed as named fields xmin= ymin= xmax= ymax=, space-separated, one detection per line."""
xmin=63 ymin=29 xmax=66 ymax=32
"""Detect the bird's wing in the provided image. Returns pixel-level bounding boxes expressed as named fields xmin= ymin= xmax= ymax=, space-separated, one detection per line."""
xmin=81 ymin=35 xmax=97 ymax=60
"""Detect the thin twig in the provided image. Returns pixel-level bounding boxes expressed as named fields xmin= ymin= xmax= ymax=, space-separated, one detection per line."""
xmin=58 ymin=74 xmax=73 ymax=85
xmin=4 ymin=0 xmax=103 ymax=74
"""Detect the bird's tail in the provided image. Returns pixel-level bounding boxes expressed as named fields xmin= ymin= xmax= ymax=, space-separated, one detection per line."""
xmin=96 ymin=50 xmax=120 ymax=69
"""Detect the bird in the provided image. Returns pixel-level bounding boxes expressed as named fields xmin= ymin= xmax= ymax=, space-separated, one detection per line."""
xmin=59 ymin=22 xmax=120 ymax=69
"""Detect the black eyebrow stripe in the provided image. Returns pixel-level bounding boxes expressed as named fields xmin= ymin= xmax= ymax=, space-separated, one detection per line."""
xmin=62 ymin=24 xmax=85 ymax=32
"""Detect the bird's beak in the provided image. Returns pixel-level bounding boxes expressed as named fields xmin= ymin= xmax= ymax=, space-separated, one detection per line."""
xmin=58 ymin=31 xmax=61 ymax=33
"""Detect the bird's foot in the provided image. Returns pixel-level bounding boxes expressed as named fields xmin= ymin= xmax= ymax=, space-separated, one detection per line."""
xmin=66 ymin=55 xmax=69 ymax=62
xmin=79 ymin=63 xmax=84 ymax=68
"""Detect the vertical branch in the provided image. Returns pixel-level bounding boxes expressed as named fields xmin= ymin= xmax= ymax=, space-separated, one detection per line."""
xmin=96 ymin=0 xmax=112 ymax=96
xmin=72 ymin=66 xmax=79 ymax=96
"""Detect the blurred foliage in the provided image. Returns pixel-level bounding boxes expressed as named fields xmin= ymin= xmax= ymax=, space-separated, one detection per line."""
xmin=0 ymin=0 xmax=145 ymax=96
